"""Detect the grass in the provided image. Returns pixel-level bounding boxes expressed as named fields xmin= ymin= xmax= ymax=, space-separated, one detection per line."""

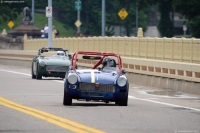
xmin=0 ymin=13 xmax=75 ymax=37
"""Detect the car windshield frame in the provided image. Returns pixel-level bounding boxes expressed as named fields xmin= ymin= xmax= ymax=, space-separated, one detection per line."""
xmin=71 ymin=51 xmax=123 ymax=73
xmin=37 ymin=47 xmax=69 ymax=57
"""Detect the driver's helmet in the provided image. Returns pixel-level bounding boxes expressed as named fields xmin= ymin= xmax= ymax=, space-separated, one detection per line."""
xmin=109 ymin=59 xmax=116 ymax=67
xmin=102 ymin=58 xmax=116 ymax=67
xmin=57 ymin=51 xmax=65 ymax=56
xmin=102 ymin=58 xmax=111 ymax=67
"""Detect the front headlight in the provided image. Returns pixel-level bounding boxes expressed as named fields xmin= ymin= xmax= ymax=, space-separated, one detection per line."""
xmin=39 ymin=61 xmax=46 ymax=67
xmin=68 ymin=74 xmax=78 ymax=84
xmin=117 ymin=75 xmax=127 ymax=87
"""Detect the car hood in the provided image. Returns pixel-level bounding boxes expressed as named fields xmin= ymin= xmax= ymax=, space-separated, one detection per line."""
xmin=39 ymin=56 xmax=71 ymax=66
xmin=76 ymin=69 xmax=118 ymax=84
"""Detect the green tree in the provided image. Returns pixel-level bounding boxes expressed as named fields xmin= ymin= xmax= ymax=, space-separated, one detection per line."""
xmin=101 ymin=0 xmax=149 ymax=36
xmin=0 ymin=0 xmax=152 ymax=37
xmin=52 ymin=0 xmax=150 ymax=37
xmin=158 ymin=0 xmax=173 ymax=37
xmin=81 ymin=0 xmax=102 ymax=36
xmin=0 ymin=0 xmax=30 ymax=22
xmin=35 ymin=0 xmax=47 ymax=9
xmin=174 ymin=0 xmax=200 ymax=38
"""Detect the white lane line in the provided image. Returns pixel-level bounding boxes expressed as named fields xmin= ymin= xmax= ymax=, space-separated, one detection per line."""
xmin=0 ymin=69 xmax=64 ymax=83
xmin=129 ymin=96 xmax=200 ymax=112
xmin=54 ymin=80 xmax=64 ymax=83
xmin=0 ymin=69 xmax=31 ymax=76
xmin=135 ymin=90 xmax=199 ymax=99
xmin=1 ymin=69 xmax=200 ymax=112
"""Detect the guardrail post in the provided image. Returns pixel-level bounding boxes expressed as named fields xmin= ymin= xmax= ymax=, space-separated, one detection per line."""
xmin=181 ymin=37 xmax=184 ymax=62
xmin=172 ymin=37 xmax=175 ymax=61
xmin=154 ymin=37 xmax=156 ymax=59
xmin=137 ymin=27 xmax=143 ymax=38
xmin=137 ymin=27 xmax=143 ymax=58
xmin=162 ymin=37 xmax=166 ymax=60
xmin=146 ymin=37 xmax=148 ymax=58
xmin=191 ymin=38 xmax=194 ymax=63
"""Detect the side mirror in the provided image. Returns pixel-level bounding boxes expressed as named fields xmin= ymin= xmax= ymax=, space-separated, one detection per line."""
xmin=122 ymin=69 xmax=126 ymax=74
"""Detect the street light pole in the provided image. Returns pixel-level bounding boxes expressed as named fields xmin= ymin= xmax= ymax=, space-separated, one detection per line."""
xmin=31 ymin=0 xmax=34 ymax=24
xmin=48 ymin=0 xmax=53 ymax=48
xmin=77 ymin=10 xmax=81 ymax=34
xmin=136 ymin=0 xmax=138 ymax=34
xmin=102 ymin=0 xmax=105 ymax=36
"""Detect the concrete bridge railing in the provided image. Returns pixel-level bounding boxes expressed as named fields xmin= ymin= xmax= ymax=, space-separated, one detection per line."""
xmin=23 ymin=29 xmax=200 ymax=64
xmin=0 ymin=50 xmax=199 ymax=83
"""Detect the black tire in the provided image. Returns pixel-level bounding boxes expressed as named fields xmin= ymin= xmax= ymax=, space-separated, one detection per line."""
xmin=118 ymin=83 xmax=129 ymax=106
xmin=63 ymin=84 xmax=72 ymax=106
xmin=115 ymin=99 xmax=119 ymax=105
xmin=36 ymin=65 xmax=42 ymax=80
xmin=31 ymin=63 xmax=36 ymax=79
xmin=118 ymin=94 xmax=128 ymax=106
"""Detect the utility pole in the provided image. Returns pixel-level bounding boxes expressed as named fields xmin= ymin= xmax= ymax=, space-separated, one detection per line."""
xmin=48 ymin=0 xmax=52 ymax=47
xmin=136 ymin=0 xmax=138 ymax=35
xmin=102 ymin=0 xmax=105 ymax=36
xmin=77 ymin=9 xmax=81 ymax=34
xmin=31 ymin=0 xmax=34 ymax=24
xmin=75 ymin=0 xmax=82 ymax=36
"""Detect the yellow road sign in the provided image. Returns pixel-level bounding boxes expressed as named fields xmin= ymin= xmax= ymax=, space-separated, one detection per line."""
xmin=75 ymin=20 xmax=81 ymax=28
xmin=118 ymin=8 xmax=128 ymax=20
xmin=8 ymin=21 xmax=14 ymax=28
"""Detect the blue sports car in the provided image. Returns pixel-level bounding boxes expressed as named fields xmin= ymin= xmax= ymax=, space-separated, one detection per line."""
xmin=63 ymin=51 xmax=129 ymax=106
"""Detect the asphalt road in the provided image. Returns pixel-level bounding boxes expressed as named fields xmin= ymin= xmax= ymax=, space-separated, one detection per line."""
xmin=0 ymin=64 xmax=200 ymax=133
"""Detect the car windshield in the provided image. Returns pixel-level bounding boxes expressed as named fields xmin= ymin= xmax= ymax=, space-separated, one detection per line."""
xmin=39 ymin=50 xmax=69 ymax=58
xmin=76 ymin=62 xmax=119 ymax=72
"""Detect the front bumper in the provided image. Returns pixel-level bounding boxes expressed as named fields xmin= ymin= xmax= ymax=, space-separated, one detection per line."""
xmin=65 ymin=83 xmax=128 ymax=101
xmin=38 ymin=65 xmax=68 ymax=78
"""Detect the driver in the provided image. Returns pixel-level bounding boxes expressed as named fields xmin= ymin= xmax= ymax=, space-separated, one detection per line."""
xmin=102 ymin=58 xmax=116 ymax=69
xmin=57 ymin=51 xmax=65 ymax=56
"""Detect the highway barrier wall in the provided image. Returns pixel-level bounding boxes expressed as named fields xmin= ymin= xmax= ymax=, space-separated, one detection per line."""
xmin=0 ymin=50 xmax=199 ymax=95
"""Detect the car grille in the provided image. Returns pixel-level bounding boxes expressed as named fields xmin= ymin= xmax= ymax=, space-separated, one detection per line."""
xmin=46 ymin=66 xmax=69 ymax=72
xmin=79 ymin=83 xmax=115 ymax=93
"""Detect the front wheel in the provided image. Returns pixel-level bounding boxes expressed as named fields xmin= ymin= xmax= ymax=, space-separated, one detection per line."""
xmin=31 ymin=63 xmax=36 ymax=79
xmin=63 ymin=85 xmax=72 ymax=106
xmin=118 ymin=94 xmax=128 ymax=106
xmin=36 ymin=65 xmax=42 ymax=80
xmin=118 ymin=83 xmax=129 ymax=106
